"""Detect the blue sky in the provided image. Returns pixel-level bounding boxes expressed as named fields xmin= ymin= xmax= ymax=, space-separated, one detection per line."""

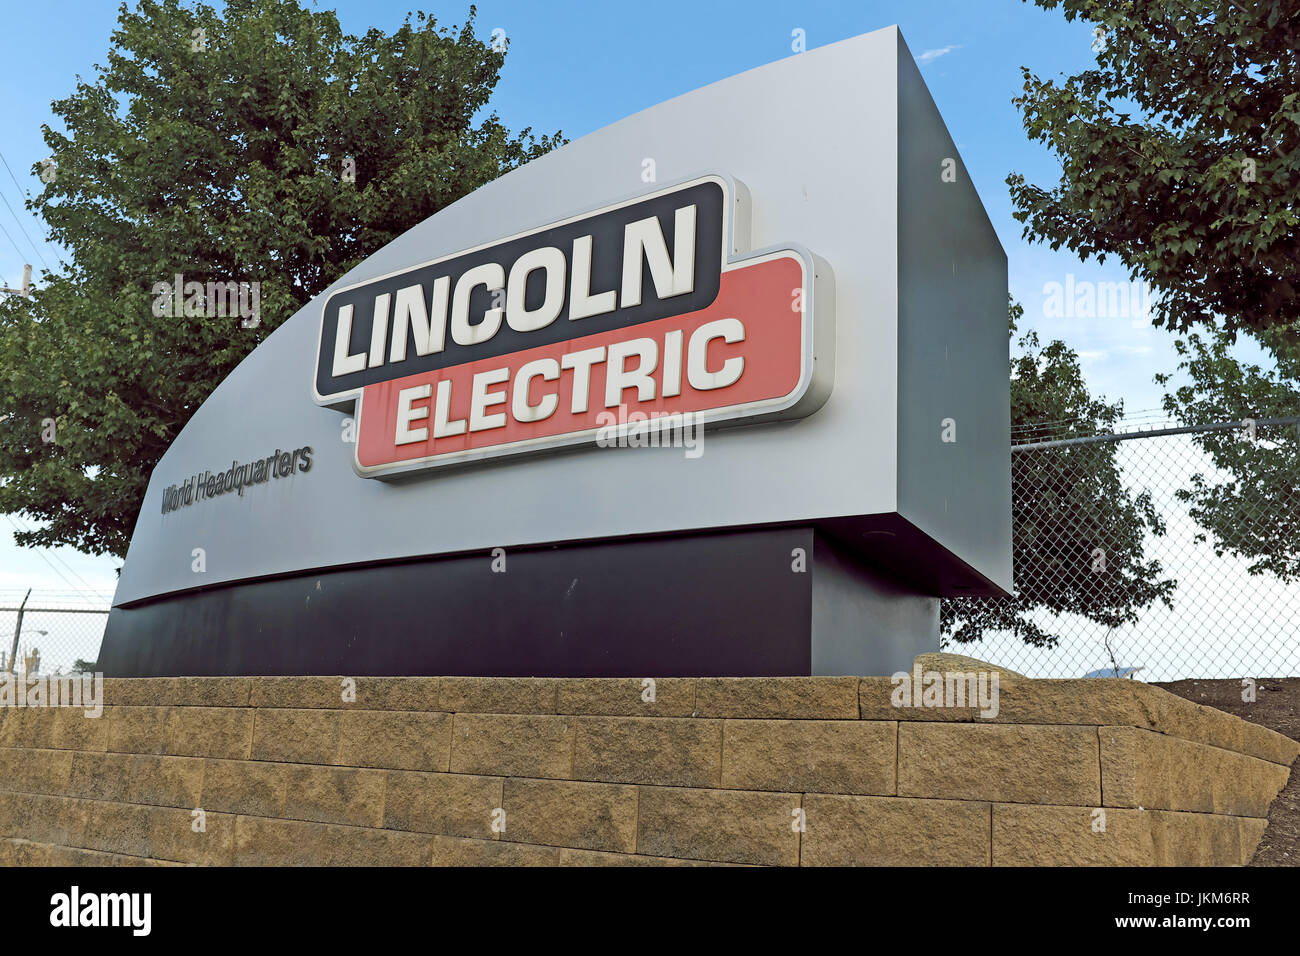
xmin=0 ymin=0 xmax=1196 ymax=599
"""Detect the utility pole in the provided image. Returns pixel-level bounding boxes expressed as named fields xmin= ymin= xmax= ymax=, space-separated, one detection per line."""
xmin=0 ymin=264 xmax=32 ymax=298
xmin=7 ymin=588 xmax=30 ymax=674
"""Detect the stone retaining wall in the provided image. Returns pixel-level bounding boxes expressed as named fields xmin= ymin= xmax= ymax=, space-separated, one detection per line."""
xmin=0 ymin=672 xmax=1295 ymax=866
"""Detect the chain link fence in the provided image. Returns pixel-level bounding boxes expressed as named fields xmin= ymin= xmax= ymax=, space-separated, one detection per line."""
xmin=0 ymin=592 xmax=110 ymax=677
xmin=5 ymin=417 xmax=1299 ymax=682
xmin=944 ymin=417 xmax=1300 ymax=681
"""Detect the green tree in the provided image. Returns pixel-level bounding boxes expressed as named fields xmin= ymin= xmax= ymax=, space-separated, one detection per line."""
xmin=1009 ymin=0 xmax=1300 ymax=585
xmin=0 ymin=0 xmax=560 ymax=557
xmin=942 ymin=301 xmax=1176 ymax=647
xmin=1156 ymin=329 xmax=1300 ymax=580
xmin=1007 ymin=0 xmax=1300 ymax=341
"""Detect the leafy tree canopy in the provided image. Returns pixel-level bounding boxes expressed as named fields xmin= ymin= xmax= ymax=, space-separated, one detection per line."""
xmin=1008 ymin=0 xmax=1300 ymax=341
xmin=1157 ymin=329 xmax=1300 ymax=579
xmin=0 ymin=0 xmax=561 ymax=558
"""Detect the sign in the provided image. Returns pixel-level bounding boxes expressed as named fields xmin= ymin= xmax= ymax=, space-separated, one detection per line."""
xmin=159 ymin=446 xmax=313 ymax=515
xmin=103 ymin=28 xmax=1013 ymax=681
xmin=312 ymin=175 xmax=829 ymax=477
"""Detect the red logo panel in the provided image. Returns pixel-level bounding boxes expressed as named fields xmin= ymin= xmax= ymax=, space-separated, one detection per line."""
xmin=355 ymin=254 xmax=804 ymax=472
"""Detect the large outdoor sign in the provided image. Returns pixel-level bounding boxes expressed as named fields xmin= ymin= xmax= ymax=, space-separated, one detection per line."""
xmin=313 ymin=176 xmax=828 ymax=477
xmin=102 ymin=27 xmax=1012 ymax=680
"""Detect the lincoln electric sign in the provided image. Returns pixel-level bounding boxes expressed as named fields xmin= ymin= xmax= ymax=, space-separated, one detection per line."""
xmin=101 ymin=27 xmax=1011 ymax=680
xmin=314 ymin=176 xmax=827 ymax=476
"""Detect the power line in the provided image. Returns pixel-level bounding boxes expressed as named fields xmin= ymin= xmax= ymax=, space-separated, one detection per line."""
xmin=0 ymin=190 xmax=48 ymax=271
xmin=0 ymin=150 xmax=55 ymax=271
xmin=6 ymin=513 xmax=102 ymax=597
xmin=3 ymin=515 xmax=103 ymax=603
xmin=0 ymin=218 xmax=27 ymax=264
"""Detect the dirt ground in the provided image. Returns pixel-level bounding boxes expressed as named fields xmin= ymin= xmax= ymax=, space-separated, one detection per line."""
xmin=1155 ymin=678 xmax=1300 ymax=866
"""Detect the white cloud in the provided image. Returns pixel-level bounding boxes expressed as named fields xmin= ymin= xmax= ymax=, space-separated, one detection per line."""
xmin=917 ymin=44 xmax=961 ymax=65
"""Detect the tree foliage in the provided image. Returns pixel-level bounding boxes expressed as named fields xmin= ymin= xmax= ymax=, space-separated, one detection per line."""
xmin=0 ymin=0 xmax=560 ymax=557
xmin=1011 ymin=0 xmax=1300 ymax=586
xmin=1008 ymin=0 xmax=1300 ymax=341
xmin=1157 ymin=329 xmax=1300 ymax=580
xmin=942 ymin=301 xmax=1176 ymax=647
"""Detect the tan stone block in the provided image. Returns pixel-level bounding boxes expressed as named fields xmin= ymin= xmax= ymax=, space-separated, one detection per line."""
xmin=1100 ymin=726 xmax=1140 ymax=807
xmin=50 ymin=708 xmax=108 ymax=751
xmin=695 ymin=677 xmax=858 ymax=719
xmin=1133 ymin=683 xmax=1298 ymax=764
xmin=1149 ymin=810 xmax=1244 ymax=866
xmin=353 ymin=677 xmax=441 ymax=712
xmin=899 ymin=724 xmax=1101 ymax=804
xmin=104 ymin=677 xmax=250 ymax=708
xmin=1000 ymin=678 xmax=1156 ymax=727
xmin=1153 ymin=692 xmax=1246 ymax=754
xmin=5 ymin=709 xmax=57 ymax=749
xmin=573 ymin=717 xmax=721 ymax=787
xmin=166 ymin=707 xmax=254 ymax=760
xmin=102 ymin=679 xmax=174 ymax=706
xmin=250 ymin=676 xmax=352 ymax=709
xmin=34 ymin=844 xmax=99 ymax=865
xmin=450 ymin=714 xmax=575 ymax=779
xmin=67 ymin=751 xmax=132 ymax=802
xmin=858 ymin=676 xmax=977 ymax=722
xmin=324 ymin=823 xmax=433 ymax=866
xmin=167 ymin=678 xmax=253 ymax=707
xmin=231 ymin=815 xmax=330 ymax=865
xmin=107 ymin=706 xmax=172 ymax=754
xmin=636 ymin=786 xmax=801 ymax=866
xmin=201 ymin=758 xmax=287 ymax=817
xmin=0 ymin=837 xmax=43 ymax=866
xmin=232 ymin=815 xmax=432 ymax=866
xmin=555 ymin=678 xmax=696 ymax=717
xmin=556 ymin=848 xmax=726 ymax=866
xmin=802 ymin=794 xmax=990 ymax=866
xmin=1101 ymin=726 xmax=1290 ymax=816
xmin=860 ymin=675 xmax=1148 ymax=726
xmin=81 ymin=799 xmax=152 ymax=857
xmin=125 ymin=754 xmax=204 ymax=809
xmin=383 ymin=771 xmax=502 ymax=839
xmin=338 ymin=710 xmax=451 ymax=771
xmin=4 ymin=792 xmax=88 ymax=847
xmin=0 ymin=709 xmax=17 ymax=748
xmin=44 ymin=844 xmax=187 ymax=866
xmin=430 ymin=834 xmax=560 ymax=866
xmin=0 ymin=747 xmax=73 ymax=795
xmin=0 ymin=792 xmax=21 ymax=837
xmin=282 ymin=765 xmax=386 ymax=828
xmin=44 ymin=793 xmax=91 ymax=848
xmin=1240 ymin=720 xmax=1300 ymax=766
xmin=722 ymin=720 xmax=895 ymax=795
xmin=912 ymin=652 xmax=1025 ymax=678
xmin=502 ymin=778 xmax=637 ymax=853
xmin=0 ymin=791 xmax=26 ymax=838
xmin=439 ymin=677 xmax=558 ymax=714
xmin=249 ymin=708 xmax=341 ymax=764
xmin=1238 ymin=817 xmax=1269 ymax=865
xmin=993 ymin=804 xmax=1154 ymax=866
xmin=145 ymin=805 xmax=235 ymax=865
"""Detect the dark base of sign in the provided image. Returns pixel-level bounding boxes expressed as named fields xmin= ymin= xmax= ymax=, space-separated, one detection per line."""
xmin=98 ymin=526 xmax=939 ymax=678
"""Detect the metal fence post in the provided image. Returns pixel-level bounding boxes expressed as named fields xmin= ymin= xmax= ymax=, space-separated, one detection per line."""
xmin=7 ymin=588 xmax=30 ymax=674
